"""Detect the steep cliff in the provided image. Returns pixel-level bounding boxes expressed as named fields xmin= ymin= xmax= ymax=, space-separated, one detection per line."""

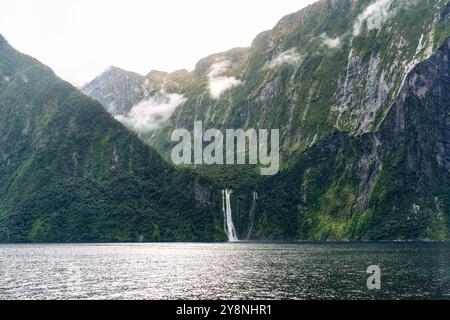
xmin=84 ymin=0 xmax=450 ymax=163
xmin=251 ymin=38 xmax=450 ymax=240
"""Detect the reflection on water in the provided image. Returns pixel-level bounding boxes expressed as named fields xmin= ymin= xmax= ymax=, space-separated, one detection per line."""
xmin=0 ymin=242 xmax=449 ymax=300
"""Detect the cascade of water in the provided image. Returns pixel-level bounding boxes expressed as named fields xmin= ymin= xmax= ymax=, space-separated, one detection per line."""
xmin=246 ymin=191 xmax=258 ymax=240
xmin=222 ymin=189 xmax=238 ymax=242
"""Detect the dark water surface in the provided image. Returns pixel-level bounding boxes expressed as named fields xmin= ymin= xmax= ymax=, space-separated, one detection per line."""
xmin=0 ymin=242 xmax=449 ymax=300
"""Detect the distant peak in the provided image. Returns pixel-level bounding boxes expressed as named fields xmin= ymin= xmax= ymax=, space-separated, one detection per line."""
xmin=82 ymin=65 xmax=145 ymax=89
xmin=100 ymin=65 xmax=144 ymax=78
xmin=104 ymin=65 xmax=125 ymax=73
xmin=90 ymin=66 xmax=133 ymax=82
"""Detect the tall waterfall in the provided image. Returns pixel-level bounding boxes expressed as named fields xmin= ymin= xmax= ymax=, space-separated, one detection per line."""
xmin=222 ymin=189 xmax=238 ymax=242
xmin=246 ymin=191 xmax=258 ymax=240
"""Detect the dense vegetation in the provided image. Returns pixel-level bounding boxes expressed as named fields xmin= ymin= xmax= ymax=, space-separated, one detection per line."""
xmin=0 ymin=35 xmax=225 ymax=242
xmin=250 ymin=38 xmax=450 ymax=240
xmin=2 ymin=0 xmax=450 ymax=242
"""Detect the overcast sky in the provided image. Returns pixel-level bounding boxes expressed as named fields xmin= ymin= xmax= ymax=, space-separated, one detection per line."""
xmin=0 ymin=0 xmax=317 ymax=86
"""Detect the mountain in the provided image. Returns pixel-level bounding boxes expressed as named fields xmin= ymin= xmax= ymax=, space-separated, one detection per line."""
xmin=81 ymin=66 xmax=144 ymax=115
xmin=0 ymin=34 xmax=225 ymax=242
xmin=254 ymin=38 xmax=450 ymax=240
xmin=214 ymin=37 xmax=450 ymax=241
xmin=84 ymin=0 xmax=450 ymax=161
xmin=82 ymin=0 xmax=450 ymax=240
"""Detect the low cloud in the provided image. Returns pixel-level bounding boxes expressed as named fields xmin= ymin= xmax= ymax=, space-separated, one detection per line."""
xmin=208 ymin=60 xmax=242 ymax=99
xmin=116 ymin=93 xmax=185 ymax=132
xmin=266 ymin=48 xmax=303 ymax=69
xmin=209 ymin=77 xmax=242 ymax=99
xmin=353 ymin=0 xmax=417 ymax=36
xmin=320 ymin=33 xmax=341 ymax=48
xmin=353 ymin=0 xmax=393 ymax=36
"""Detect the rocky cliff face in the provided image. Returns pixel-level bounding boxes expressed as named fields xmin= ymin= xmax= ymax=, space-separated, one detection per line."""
xmin=250 ymin=38 xmax=450 ymax=240
xmin=81 ymin=66 xmax=144 ymax=115
xmin=84 ymin=0 xmax=450 ymax=161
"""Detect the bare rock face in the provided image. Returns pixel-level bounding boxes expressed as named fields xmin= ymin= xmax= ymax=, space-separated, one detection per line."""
xmin=81 ymin=66 xmax=145 ymax=116
xmin=255 ymin=37 xmax=450 ymax=240
xmin=193 ymin=182 xmax=212 ymax=207
xmin=380 ymin=38 xmax=450 ymax=175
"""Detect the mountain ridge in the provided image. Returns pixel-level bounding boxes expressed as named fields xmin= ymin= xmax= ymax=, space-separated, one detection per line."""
xmin=83 ymin=0 xmax=450 ymax=163
xmin=0 ymin=35 xmax=224 ymax=242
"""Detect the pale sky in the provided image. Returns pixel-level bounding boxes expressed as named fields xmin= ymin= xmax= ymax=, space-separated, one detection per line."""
xmin=0 ymin=0 xmax=317 ymax=86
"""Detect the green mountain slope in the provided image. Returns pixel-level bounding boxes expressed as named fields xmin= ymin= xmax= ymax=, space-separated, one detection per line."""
xmin=0 ymin=35 xmax=224 ymax=242
xmin=79 ymin=0 xmax=450 ymax=241
xmin=118 ymin=0 xmax=450 ymax=163
xmin=251 ymin=38 xmax=450 ymax=240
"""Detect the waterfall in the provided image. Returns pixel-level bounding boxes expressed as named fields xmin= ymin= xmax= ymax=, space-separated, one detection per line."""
xmin=222 ymin=189 xmax=238 ymax=242
xmin=246 ymin=191 xmax=258 ymax=240
xmin=343 ymin=48 xmax=354 ymax=96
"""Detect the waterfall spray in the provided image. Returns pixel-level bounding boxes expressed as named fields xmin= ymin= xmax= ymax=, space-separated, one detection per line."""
xmin=222 ymin=189 xmax=238 ymax=242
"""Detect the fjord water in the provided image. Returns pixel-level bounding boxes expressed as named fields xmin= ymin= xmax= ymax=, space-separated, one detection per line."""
xmin=0 ymin=242 xmax=449 ymax=300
